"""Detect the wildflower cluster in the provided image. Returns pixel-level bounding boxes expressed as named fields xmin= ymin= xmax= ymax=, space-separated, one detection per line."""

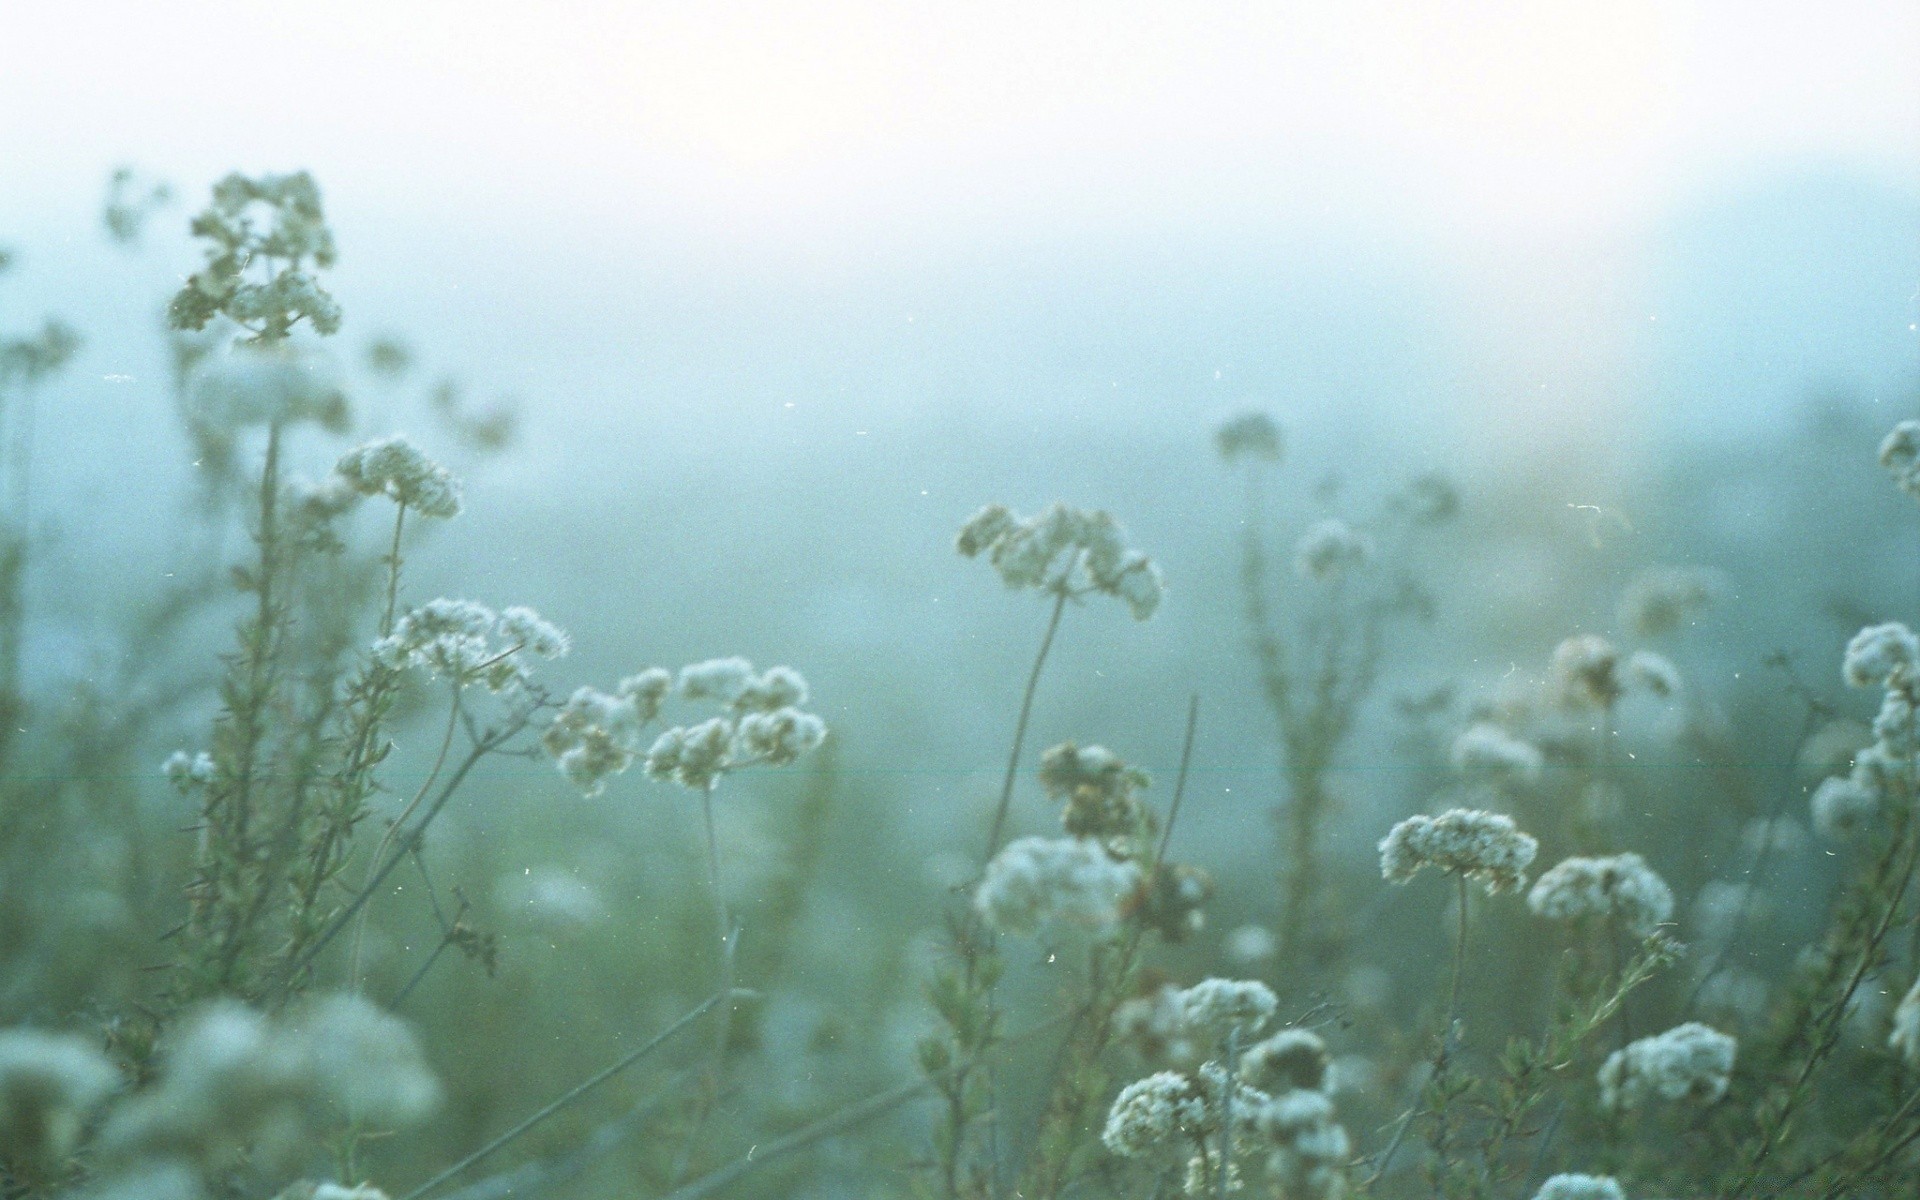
xmin=973 ymin=836 xmax=1142 ymax=937
xmin=540 ymin=670 xmax=671 ymax=796
xmin=1810 ymin=621 xmax=1920 ymax=837
xmin=85 ymin=995 xmax=436 ymax=1193
xmin=1103 ymin=988 xmax=1349 ymax=1198
xmin=168 ymin=171 xmax=341 ymax=339
xmin=373 ymin=599 xmax=568 ymax=692
xmin=955 ymin=501 xmax=1164 ymax=618
xmin=1878 ymin=419 xmax=1920 ymax=501
xmin=1379 ymin=807 xmax=1539 ymax=894
xmin=1450 ymin=721 xmax=1545 ymax=785
xmin=631 ymin=658 xmax=826 ymax=792
xmin=1039 ymin=741 xmax=1154 ymax=853
xmin=1596 ymin=1021 xmax=1736 ymax=1112
xmin=1527 ymin=852 xmax=1676 ymax=938
xmin=335 ymin=434 xmax=462 ymax=518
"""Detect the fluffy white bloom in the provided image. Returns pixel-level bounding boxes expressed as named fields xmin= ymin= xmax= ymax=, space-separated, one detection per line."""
xmin=1879 ymin=419 xmax=1920 ymax=500
xmin=1533 ymin=1176 xmax=1625 ymax=1200
xmin=974 ymin=836 xmax=1142 ymax=937
xmin=735 ymin=706 xmax=828 ymax=765
xmin=1891 ymin=975 xmax=1920 ymax=1068
xmin=645 ymin=717 xmax=735 ymax=791
xmin=1240 ymin=1029 xmax=1330 ymax=1093
xmin=1527 ymin=852 xmax=1675 ymax=938
xmin=543 ymin=685 xmax=647 ymax=796
xmin=1811 ymin=774 xmax=1881 ymax=840
xmin=677 ymin=657 xmax=755 ymax=703
xmin=497 ymin=606 xmax=570 ymax=658
xmin=1223 ymin=924 xmax=1277 ymax=966
xmin=1597 ymin=1022 xmax=1736 ymax=1112
xmin=374 ymin=599 xmax=564 ymax=692
xmin=736 ymin=665 xmax=808 ymax=711
xmin=1844 ymin=622 xmax=1920 ymax=690
xmin=335 ymin=435 xmax=461 ymax=518
xmin=0 ymin=1028 xmax=120 ymax=1166
xmin=1102 ymin=1071 xmax=1211 ymax=1157
xmin=1624 ymin=650 xmax=1682 ymax=699
xmin=1293 ymin=519 xmax=1372 ymax=581
xmin=1215 ymin=412 xmax=1284 ymax=463
xmin=162 ymin=750 xmax=216 ymax=790
xmin=955 ymin=502 xmax=1164 ymax=619
xmin=1175 ymin=979 xmax=1278 ymax=1045
xmin=1379 ymin=808 xmax=1538 ymax=895
xmin=284 ymin=993 xmax=441 ymax=1129
xmin=1450 ymin=723 xmax=1544 ymax=784
xmin=1617 ymin=566 xmax=1722 ymax=637
xmin=1550 ymin=634 xmax=1622 ymax=708
xmin=1249 ymin=1087 xmax=1350 ymax=1199
xmin=1115 ymin=985 xmax=1203 ymax=1068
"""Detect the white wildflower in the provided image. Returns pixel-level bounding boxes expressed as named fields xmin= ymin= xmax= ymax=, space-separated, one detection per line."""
xmin=1175 ymin=979 xmax=1278 ymax=1045
xmin=0 ymin=1028 xmax=120 ymax=1166
xmin=1102 ymin=1071 xmax=1210 ymax=1158
xmin=735 ymin=665 xmax=808 ymax=711
xmin=677 ymin=657 xmax=755 ymax=703
xmin=1526 ymin=852 xmax=1675 ymax=938
xmin=1597 ymin=1022 xmax=1736 ymax=1112
xmin=1223 ymin=924 xmax=1277 ymax=967
xmin=1114 ymin=985 xmax=1202 ymax=1069
xmin=1890 ymin=975 xmax=1920 ymax=1068
xmin=284 ymin=993 xmax=441 ymax=1129
xmin=1811 ymin=774 xmax=1880 ymax=840
xmin=1249 ymin=1087 xmax=1350 ymax=1200
xmin=1240 ymin=1028 xmax=1329 ymax=1093
xmin=735 ymin=706 xmax=827 ymax=765
xmin=496 ymin=606 xmax=569 ymax=658
xmin=1844 ymin=622 xmax=1920 ymax=690
xmin=644 ymin=717 xmax=735 ymax=791
xmin=974 ymin=836 xmax=1142 ymax=937
xmin=1550 ymin=634 xmax=1622 ymax=708
xmin=955 ymin=502 xmax=1164 ymax=619
xmin=335 ymin=435 xmax=461 ymax=518
xmin=1449 ymin=723 xmax=1544 ymax=785
xmin=1378 ymin=808 xmax=1538 ymax=895
xmin=1293 ymin=519 xmax=1372 ymax=581
xmin=162 ymin=750 xmax=216 ymax=790
xmin=1624 ymin=650 xmax=1683 ymax=698
xmin=542 ymin=686 xmax=645 ymax=796
xmin=1533 ymin=1176 xmax=1625 ymax=1200
xmin=1878 ymin=419 xmax=1920 ymax=500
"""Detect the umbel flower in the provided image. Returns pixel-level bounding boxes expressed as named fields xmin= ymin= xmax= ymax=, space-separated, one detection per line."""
xmin=1596 ymin=1021 xmax=1736 ymax=1112
xmin=1808 ymin=621 xmax=1920 ymax=838
xmin=1379 ymin=808 xmax=1538 ymax=895
xmin=168 ymin=171 xmax=342 ymax=340
xmin=373 ymin=599 xmax=568 ymax=693
xmin=955 ymin=501 xmax=1164 ymax=619
xmin=1527 ymin=852 xmax=1676 ymax=938
xmin=335 ymin=434 xmax=462 ymax=518
xmin=973 ymin=836 xmax=1142 ymax=937
xmin=636 ymin=659 xmax=827 ymax=792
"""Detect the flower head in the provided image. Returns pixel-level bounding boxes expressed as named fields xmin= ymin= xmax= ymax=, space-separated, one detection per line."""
xmin=974 ymin=836 xmax=1142 ymax=937
xmin=1379 ymin=808 xmax=1538 ymax=894
xmin=336 ymin=435 xmax=462 ymax=518
xmin=956 ymin=502 xmax=1164 ymax=619
xmin=1527 ymin=853 xmax=1675 ymax=938
xmin=1597 ymin=1022 xmax=1736 ymax=1112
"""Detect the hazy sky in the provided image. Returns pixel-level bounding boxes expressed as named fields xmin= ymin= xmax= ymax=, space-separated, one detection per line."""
xmin=5 ymin=1 xmax=1914 ymax=246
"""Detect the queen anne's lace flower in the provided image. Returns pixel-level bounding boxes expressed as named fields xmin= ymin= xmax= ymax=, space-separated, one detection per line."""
xmin=955 ymin=502 xmax=1164 ymax=619
xmin=1878 ymin=419 xmax=1920 ymax=501
xmin=374 ymin=600 xmax=566 ymax=692
xmin=1102 ymin=1071 xmax=1212 ymax=1157
xmin=1174 ymin=979 xmax=1278 ymax=1046
xmin=1450 ymin=723 xmax=1544 ymax=784
xmin=974 ymin=836 xmax=1142 ymax=937
xmin=1379 ymin=808 xmax=1538 ymax=895
xmin=1597 ymin=1022 xmax=1736 ymax=1112
xmin=1527 ymin=852 xmax=1675 ymax=938
xmin=1844 ymin=623 xmax=1919 ymax=690
xmin=335 ymin=435 xmax=462 ymax=518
